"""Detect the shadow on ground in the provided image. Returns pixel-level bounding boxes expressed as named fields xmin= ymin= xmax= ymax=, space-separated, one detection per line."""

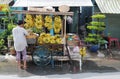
xmin=82 ymin=60 xmax=118 ymax=72
xmin=25 ymin=60 xmax=118 ymax=76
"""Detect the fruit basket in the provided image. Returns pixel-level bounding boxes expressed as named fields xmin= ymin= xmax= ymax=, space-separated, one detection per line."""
xmin=26 ymin=31 xmax=38 ymax=44
xmin=26 ymin=35 xmax=37 ymax=44
xmin=27 ymin=38 xmax=36 ymax=44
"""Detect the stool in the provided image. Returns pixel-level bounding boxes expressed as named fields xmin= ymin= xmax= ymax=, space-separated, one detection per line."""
xmin=108 ymin=37 xmax=120 ymax=49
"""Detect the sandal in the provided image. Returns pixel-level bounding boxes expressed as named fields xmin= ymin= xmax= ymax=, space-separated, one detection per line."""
xmin=23 ymin=66 xmax=27 ymax=70
xmin=18 ymin=64 xmax=23 ymax=69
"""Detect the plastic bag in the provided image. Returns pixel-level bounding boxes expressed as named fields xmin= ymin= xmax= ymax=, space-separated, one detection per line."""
xmin=73 ymin=46 xmax=79 ymax=53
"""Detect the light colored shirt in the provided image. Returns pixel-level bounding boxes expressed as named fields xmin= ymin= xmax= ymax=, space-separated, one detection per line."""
xmin=12 ymin=26 xmax=28 ymax=51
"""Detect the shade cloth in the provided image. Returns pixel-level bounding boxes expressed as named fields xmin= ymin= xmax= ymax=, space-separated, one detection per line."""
xmin=12 ymin=0 xmax=93 ymax=7
xmin=95 ymin=0 xmax=120 ymax=14
xmin=0 ymin=0 xmax=13 ymax=5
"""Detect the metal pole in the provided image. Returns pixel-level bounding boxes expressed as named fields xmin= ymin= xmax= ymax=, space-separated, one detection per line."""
xmin=64 ymin=15 xmax=67 ymax=55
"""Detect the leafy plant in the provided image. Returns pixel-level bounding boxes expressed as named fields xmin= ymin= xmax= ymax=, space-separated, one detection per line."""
xmin=7 ymin=34 xmax=13 ymax=40
xmin=85 ymin=14 xmax=106 ymax=45
xmin=0 ymin=5 xmax=16 ymax=50
xmin=91 ymin=14 xmax=106 ymax=19
xmin=0 ymin=39 xmax=7 ymax=54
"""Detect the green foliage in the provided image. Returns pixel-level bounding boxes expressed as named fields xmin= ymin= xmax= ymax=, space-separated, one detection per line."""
xmin=32 ymin=27 xmax=44 ymax=34
xmin=87 ymin=25 xmax=98 ymax=30
xmin=85 ymin=14 xmax=106 ymax=45
xmin=1 ymin=6 xmax=16 ymax=43
xmin=85 ymin=37 xmax=96 ymax=42
xmin=0 ymin=39 xmax=7 ymax=52
xmin=90 ymin=21 xmax=105 ymax=26
xmin=0 ymin=39 xmax=4 ymax=46
xmin=0 ymin=5 xmax=17 ymax=53
xmin=0 ymin=30 xmax=8 ymax=39
xmin=8 ymin=23 xmax=16 ymax=32
xmin=91 ymin=14 xmax=106 ymax=19
xmin=7 ymin=34 xmax=13 ymax=40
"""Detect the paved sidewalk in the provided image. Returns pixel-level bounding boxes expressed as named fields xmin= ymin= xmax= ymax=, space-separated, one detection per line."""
xmin=0 ymin=72 xmax=120 ymax=79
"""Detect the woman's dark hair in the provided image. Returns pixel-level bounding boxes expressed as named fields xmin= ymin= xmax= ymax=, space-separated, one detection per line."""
xmin=17 ymin=20 xmax=25 ymax=25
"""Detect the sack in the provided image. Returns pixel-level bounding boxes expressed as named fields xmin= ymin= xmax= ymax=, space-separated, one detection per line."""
xmin=73 ymin=46 xmax=79 ymax=53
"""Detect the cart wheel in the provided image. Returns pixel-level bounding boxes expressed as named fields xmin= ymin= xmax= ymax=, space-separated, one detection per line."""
xmin=32 ymin=46 xmax=51 ymax=66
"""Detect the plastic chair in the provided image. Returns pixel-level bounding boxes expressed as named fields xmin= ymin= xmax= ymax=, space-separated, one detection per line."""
xmin=108 ymin=37 xmax=120 ymax=49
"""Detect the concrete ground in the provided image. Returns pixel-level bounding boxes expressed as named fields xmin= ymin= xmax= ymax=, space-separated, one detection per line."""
xmin=0 ymin=47 xmax=120 ymax=77
xmin=0 ymin=48 xmax=120 ymax=77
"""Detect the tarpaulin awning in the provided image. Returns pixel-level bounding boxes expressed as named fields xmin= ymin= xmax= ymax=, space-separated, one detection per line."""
xmin=95 ymin=0 xmax=120 ymax=14
xmin=12 ymin=0 xmax=93 ymax=7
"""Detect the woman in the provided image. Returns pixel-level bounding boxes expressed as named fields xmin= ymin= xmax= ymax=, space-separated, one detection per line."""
xmin=12 ymin=20 xmax=29 ymax=69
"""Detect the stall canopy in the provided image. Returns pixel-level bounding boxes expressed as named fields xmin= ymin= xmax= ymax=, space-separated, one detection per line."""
xmin=12 ymin=0 xmax=93 ymax=7
xmin=95 ymin=0 xmax=120 ymax=14
xmin=0 ymin=0 xmax=14 ymax=6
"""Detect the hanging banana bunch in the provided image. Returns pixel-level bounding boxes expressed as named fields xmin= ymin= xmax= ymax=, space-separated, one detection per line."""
xmin=24 ymin=14 xmax=34 ymax=28
xmin=80 ymin=47 xmax=86 ymax=57
xmin=37 ymin=33 xmax=51 ymax=44
xmin=34 ymin=15 xmax=43 ymax=29
xmin=37 ymin=33 xmax=63 ymax=44
xmin=44 ymin=15 xmax=53 ymax=30
xmin=54 ymin=34 xmax=62 ymax=44
xmin=37 ymin=32 xmax=46 ymax=44
xmin=49 ymin=36 xmax=56 ymax=44
xmin=54 ymin=16 xmax=62 ymax=33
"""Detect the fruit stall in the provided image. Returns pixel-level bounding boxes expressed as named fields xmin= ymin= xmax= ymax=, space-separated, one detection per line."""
xmin=12 ymin=10 xmax=74 ymax=68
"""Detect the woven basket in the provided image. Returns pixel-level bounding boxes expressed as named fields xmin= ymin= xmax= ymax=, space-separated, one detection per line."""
xmin=27 ymin=38 xmax=36 ymax=44
xmin=58 ymin=5 xmax=70 ymax=12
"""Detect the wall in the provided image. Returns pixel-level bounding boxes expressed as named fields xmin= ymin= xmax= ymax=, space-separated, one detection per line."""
xmin=69 ymin=7 xmax=79 ymax=33
xmin=106 ymin=14 xmax=120 ymax=40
